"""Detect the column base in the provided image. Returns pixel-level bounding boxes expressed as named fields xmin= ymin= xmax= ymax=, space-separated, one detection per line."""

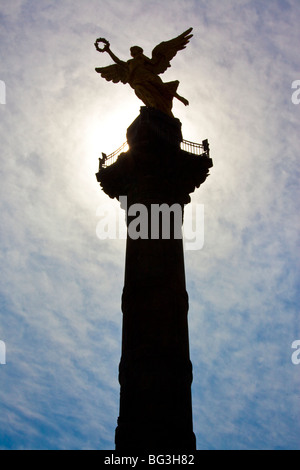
xmin=115 ymin=420 xmax=196 ymax=453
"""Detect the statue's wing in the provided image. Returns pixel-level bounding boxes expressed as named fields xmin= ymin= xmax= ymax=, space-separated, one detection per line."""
xmin=150 ymin=27 xmax=193 ymax=75
xmin=95 ymin=62 xmax=128 ymax=84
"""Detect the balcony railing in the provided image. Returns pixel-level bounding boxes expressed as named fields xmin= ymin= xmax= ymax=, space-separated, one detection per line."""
xmin=181 ymin=139 xmax=209 ymax=156
xmin=98 ymin=139 xmax=209 ymax=170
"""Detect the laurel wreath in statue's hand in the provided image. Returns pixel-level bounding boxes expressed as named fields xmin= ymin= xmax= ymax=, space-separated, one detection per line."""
xmin=94 ymin=37 xmax=110 ymax=53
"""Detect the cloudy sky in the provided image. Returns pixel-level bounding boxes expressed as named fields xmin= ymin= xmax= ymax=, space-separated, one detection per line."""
xmin=0 ymin=0 xmax=299 ymax=450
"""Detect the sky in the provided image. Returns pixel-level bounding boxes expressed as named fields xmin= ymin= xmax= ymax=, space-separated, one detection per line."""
xmin=0 ymin=0 xmax=299 ymax=450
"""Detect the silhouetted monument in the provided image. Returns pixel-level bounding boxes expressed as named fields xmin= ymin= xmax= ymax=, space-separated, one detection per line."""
xmin=95 ymin=29 xmax=212 ymax=452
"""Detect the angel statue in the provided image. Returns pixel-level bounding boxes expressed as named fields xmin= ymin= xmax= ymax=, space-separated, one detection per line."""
xmin=95 ymin=28 xmax=193 ymax=117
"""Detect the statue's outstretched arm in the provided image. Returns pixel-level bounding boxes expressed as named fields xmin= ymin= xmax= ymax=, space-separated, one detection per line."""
xmin=106 ymin=47 xmax=123 ymax=66
xmin=95 ymin=38 xmax=124 ymax=65
xmin=95 ymin=38 xmax=128 ymax=84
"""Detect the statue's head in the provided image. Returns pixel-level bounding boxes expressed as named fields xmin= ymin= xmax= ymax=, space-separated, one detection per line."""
xmin=130 ymin=46 xmax=143 ymax=58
